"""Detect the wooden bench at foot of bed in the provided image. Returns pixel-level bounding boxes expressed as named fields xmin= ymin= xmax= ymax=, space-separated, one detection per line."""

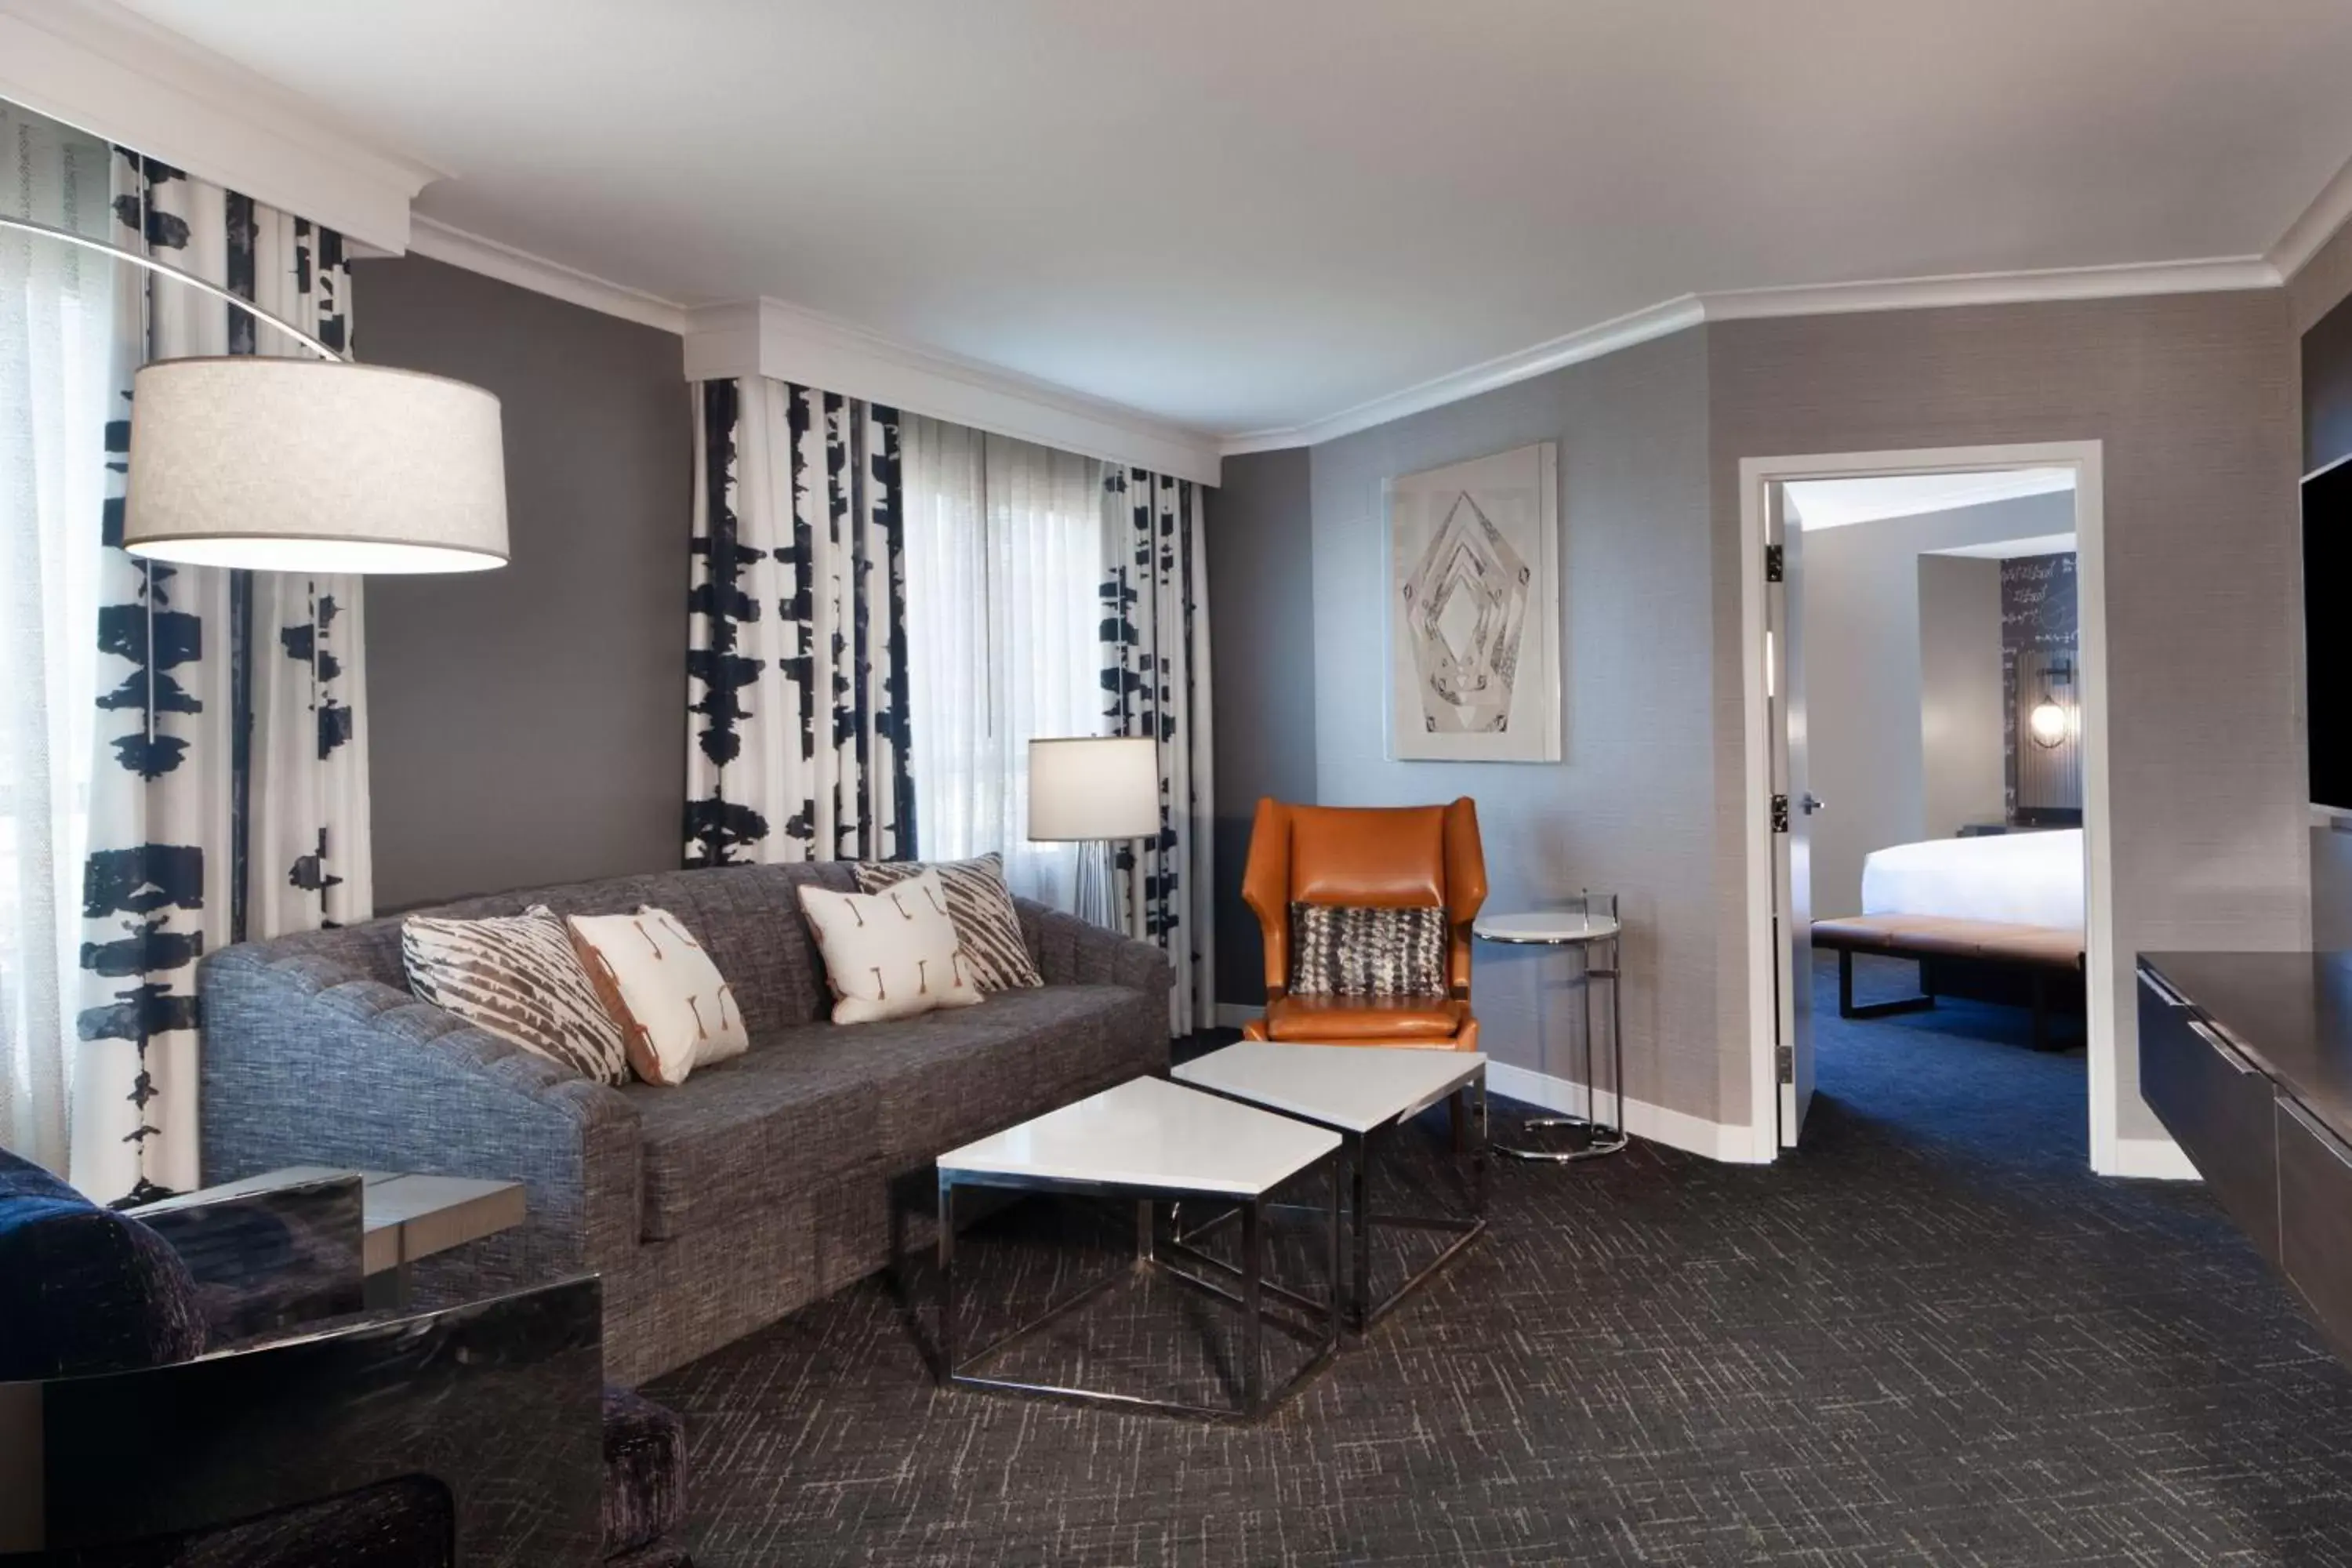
xmin=1810 ymin=914 xmax=2085 ymax=1051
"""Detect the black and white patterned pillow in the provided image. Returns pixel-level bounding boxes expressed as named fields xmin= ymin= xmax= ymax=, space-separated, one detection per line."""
xmin=855 ymin=853 xmax=1043 ymax=993
xmin=1289 ymin=903 xmax=1448 ymax=998
xmin=402 ymin=904 xmax=630 ymax=1084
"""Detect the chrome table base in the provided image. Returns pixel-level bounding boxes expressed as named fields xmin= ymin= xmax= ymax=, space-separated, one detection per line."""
xmin=935 ymin=1158 xmax=1344 ymax=1421
xmin=1169 ymin=1081 xmax=1486 ymax=1334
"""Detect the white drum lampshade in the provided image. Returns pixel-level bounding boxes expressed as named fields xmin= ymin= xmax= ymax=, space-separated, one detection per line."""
xmin=1029 ymin=736 xmax=1160 ymax=840
xmin=122 ymin=358 xmax=509 ymax=574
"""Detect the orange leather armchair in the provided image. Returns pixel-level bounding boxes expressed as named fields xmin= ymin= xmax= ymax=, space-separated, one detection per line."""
xmin=1240 ymin=797 xmax=1486 ymax=1051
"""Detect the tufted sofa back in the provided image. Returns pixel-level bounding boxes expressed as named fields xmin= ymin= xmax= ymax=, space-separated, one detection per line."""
xmin=245 ymin=861 xmax=864 ymax=1036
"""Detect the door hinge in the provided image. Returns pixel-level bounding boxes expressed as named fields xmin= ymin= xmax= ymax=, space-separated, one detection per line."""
xmin=1765 ymin=543 xmax=1784 ymax=583
xmin=1776 ymin=1043 xmax=1795 ymax=1083
xmin=1770 ymin=793 xmax=1790 ymax=833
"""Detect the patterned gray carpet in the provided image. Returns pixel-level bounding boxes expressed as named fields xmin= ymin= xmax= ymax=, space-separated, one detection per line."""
xmin=648 ymin=956 xmax=2352 ymax=1566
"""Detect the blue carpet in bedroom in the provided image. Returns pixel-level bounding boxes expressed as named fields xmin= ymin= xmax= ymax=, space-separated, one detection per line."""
xmin=648 ymin=951 xmax=2352 ymax=1566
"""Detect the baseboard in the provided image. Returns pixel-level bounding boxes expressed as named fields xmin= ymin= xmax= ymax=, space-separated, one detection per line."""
xmin=1484 ymin=1062 xmax=1769 ymax=1165
xmin=1212 ymin=1003 xmax=1260 ymax=1031
xmin=2105 ymin=1135 xmax=2200 ymax=1181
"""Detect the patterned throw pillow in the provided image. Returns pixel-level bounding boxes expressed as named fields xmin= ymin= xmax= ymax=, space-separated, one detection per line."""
xmin=567 ymin=907 xmax=750 ymax=1087
xmin=798 ymin=869 xmax=986 ymax=1025
xmin=854 ymin=853 xmax=1042 ymax=992
xmin=401 ymin=905 xmax=631 ymax=1084
xmin=1288 ymin=903 xmax=1449 ymax=998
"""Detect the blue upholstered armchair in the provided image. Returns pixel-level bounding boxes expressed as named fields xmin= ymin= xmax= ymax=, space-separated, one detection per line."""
xmin=0 ymin=1147 xmax=689 ymax=1566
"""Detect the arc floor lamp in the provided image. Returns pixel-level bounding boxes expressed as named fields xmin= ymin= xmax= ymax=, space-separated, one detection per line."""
xmin=2 ymin=210 xmax=508 ymax=575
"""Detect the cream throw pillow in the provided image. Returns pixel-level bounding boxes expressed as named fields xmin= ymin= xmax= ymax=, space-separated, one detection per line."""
xmin=797 ymin=870 xmax=984 ymax=1025
xmin=567 ymin=907 xmax=750 ymax=1087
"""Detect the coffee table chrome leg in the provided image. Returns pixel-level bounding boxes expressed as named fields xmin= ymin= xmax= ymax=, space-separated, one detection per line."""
xmin=1137 ymin=1197 xmax=1155 ymax=1263
xmin=1350 ymin=1131 xmax=1373 ymax=1334
xmin=1240 ymin=1197 xmax=1264 ymax=1414
xmin=936 ymin=1177 xmax=956 ymax=1385
xmin=1327 ymin=1158 xmax=1343 ymax=1352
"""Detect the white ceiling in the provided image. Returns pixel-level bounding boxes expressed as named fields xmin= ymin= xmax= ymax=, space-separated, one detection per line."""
xmin=1929 ymin=532 xmax=2079 ymax=560
xmin=112 ymin=0 xmax=2352 ymax=441
xmin=1786 ymin=469 xmax=2077 ymax=531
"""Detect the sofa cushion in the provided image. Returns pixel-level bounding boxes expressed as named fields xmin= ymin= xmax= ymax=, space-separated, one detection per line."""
xmin=624 ymin=1051 xmax=880 ymax=1243
xmin=625 ymin=984 xmax=1163 ymax=1241
xmin=0 ymin=1147 xmax=208 ymax=1380
xmin=755 ymin=985 xmax=1164 ymax=1167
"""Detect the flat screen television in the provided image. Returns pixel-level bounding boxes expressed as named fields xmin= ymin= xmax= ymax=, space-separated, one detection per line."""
xmin=2310 ymin=458 xmax=2352 ymax=810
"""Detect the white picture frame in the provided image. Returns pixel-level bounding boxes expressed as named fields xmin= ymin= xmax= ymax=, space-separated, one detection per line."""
xmin=1386 ymin=441 xmax=1562 ymax=762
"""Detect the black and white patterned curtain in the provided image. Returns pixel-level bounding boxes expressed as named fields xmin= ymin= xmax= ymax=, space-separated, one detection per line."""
xmin=685 ymin=377 xmax=913 ymax=866
xmin=0 ymin=107 xmax=371 ymax=1203
xmin=1101 ymin=468 xmax=1215 ymax=1035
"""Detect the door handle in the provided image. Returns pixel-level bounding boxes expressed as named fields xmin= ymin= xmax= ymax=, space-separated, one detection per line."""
xmin=1798 ymin=793 xmax=1825 ymax=815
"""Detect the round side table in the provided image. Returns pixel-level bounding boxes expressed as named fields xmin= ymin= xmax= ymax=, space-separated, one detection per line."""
xmin=1475 ymin=899 xmax=1628 ymax=1162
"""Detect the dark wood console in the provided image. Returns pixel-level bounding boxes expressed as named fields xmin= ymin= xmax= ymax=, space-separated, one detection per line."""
xmin=2138 ymin=951 xmax=2352 ymax=1359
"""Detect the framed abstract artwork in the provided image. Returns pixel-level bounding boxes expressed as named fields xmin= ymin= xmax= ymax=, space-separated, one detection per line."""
xmin=1385 ymin=441 xmax=1561 ymax=762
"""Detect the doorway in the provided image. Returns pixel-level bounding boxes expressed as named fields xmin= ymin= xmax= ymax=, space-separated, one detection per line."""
xmin=1737 ymin=442 xmax=2123 ymax=1171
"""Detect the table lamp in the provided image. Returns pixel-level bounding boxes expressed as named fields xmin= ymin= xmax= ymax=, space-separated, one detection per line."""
xmin=1028 ymin=736 xmax=1160 ymax=927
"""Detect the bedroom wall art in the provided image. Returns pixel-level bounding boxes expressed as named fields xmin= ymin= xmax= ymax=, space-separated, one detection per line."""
xmin=2001 ymin=551 xmax=2081 ymax=818
xmin=1386 ymin=441 xmax=1563 ymax=761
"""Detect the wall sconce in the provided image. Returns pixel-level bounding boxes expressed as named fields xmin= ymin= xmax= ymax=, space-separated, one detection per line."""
xmin=2028 ymin=656 xmax=2075 ymax=749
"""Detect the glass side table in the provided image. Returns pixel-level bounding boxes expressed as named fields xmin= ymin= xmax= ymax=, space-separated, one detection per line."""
xmin=1474 ymin=893 xmax=1628 ymax=1162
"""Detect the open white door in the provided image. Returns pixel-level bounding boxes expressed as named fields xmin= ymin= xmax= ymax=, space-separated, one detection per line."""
xmin=1768 ymin=485 xmax=1817 ymax=1146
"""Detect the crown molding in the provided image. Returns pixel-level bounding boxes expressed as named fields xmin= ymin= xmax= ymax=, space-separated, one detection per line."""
xmin=686 ymin=296 xmax=1223 ymax=485
xmin=406 ymin=216 xmax=691 ymax=336
xmin=2273 ymin=147 xmax=2352 ymax=281
xmin=1221 ymin=254 xmax=2282 ymax=454
xmin=1699 ymin=253 xmax=2279 ymax=319
xmin=1219 ymin=295 xmax=1708 ymax=456
xmin=0 ymin=0 xmax=439 ymax=252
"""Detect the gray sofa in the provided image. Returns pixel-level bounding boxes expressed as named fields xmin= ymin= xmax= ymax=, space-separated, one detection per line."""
xmin=198 ymin=861 xmax=1174 ymax=1385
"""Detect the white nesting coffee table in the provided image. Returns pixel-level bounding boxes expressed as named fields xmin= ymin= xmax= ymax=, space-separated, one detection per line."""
xmin=935 ymin=1075 xmax=1343 ymax=1420
xmin=1174 ymin=1041 xmax=1486 ymax=1331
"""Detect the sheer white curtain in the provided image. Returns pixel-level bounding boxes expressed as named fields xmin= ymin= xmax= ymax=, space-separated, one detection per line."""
xmin=902 ymin=416 xmax=1104 ymax=908
xmin=1 ymin=107 xmax=115 ymax=1172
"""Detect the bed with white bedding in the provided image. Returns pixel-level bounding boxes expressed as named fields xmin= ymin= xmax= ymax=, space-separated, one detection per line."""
xmin=1822 ymin=827 xmax=2087 ymax=1047
xmin=1860 ymin=827 xmax=2084 ymax=934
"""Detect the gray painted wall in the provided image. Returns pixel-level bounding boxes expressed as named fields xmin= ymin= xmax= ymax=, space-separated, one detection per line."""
xmin=1308 ymin=331 xmax=1716 ymax=1123
xmin=1918 ymin=557 xmax=2006 ymax=846
xmin=1802 ymin=493 xmax=2067 ymax=916
xmin=2318 ymin=830 xmax=2352 ymax=949
xmin=354 ymin=254 xmax=691 ymax=911
xmin=1206 ymin=448 xmax=1318 ymax=1007
xmin=1709 ymin=291 xmax=2310 ymax=1146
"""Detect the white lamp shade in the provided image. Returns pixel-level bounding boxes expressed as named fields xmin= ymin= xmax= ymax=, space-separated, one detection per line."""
xmin=122 ymin=357 xmax=509 ymax=574
xmin=1029 ymin=736 xmax=1160 ymax=840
